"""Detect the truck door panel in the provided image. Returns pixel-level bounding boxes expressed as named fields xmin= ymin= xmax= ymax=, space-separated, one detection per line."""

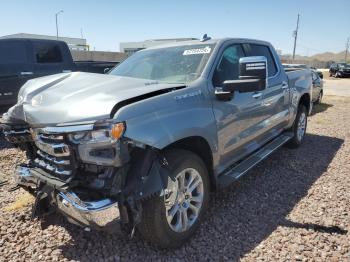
xmin=211 ymin=44 xmax=266 ymax=172
xmin=247 ymin=44 xmax=290 ymax=137
xmin=0 ymin=40 xmax=34 ymax=107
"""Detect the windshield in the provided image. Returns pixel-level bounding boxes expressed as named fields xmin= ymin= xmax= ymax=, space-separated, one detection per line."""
xmin=110 ymin=44 xmax=215 ymax=84
xmin=339 ymin=63 xmax=350 ymax=68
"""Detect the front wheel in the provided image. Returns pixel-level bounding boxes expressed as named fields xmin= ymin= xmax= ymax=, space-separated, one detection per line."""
xmin=137 ymin=149 xmax=210 ymax=248
xmin=286 ymin=105 xmax=308 ymax=148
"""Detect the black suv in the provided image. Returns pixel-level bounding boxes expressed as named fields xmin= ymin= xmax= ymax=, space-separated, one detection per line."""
xmin=329 ymin=63 xmax=350 ymax=78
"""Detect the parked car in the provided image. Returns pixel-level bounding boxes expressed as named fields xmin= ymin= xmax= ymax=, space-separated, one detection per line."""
xmin=329 ymin=62 xmax=350 ymax=78
xmin=1 ymin=38 xmax=312 ymax=248
xmin=0 ymin=38 xmax=119 ymax=109
xmin=311 ymin=70 xmax=323 ymax=104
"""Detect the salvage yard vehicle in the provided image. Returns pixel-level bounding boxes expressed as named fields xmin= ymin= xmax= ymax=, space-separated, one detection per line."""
xmin=311 ymin=70 xmax=323 ymax=104
xmin=0 ymin=38 xmax=119 ymax=109
xmin=329 ymin=62 xmax=350 ymax=78
xmin=0 ymin=37 xmax=312 ymax=248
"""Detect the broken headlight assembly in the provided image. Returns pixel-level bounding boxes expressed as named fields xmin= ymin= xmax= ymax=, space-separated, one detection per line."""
xmin=68 ymin=121 xmax=125 ymax=144
xmin=68 ymin=121 xmax=128 ymax=166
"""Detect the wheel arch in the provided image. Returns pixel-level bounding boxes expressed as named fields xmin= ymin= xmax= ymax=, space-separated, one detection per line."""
xmin=299 ymin=92 xmax=311 ymax=115
xmin=163 ymin=136 xmax=216 ymax=191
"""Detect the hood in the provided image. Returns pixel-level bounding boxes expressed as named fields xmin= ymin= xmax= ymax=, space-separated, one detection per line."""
xmin=5 ymin=72 xmax=184 ymax=127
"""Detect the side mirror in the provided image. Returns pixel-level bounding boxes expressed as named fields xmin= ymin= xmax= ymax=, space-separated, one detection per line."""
xmin=215 ymin=56 xmax=267 ymax=100
xmin=104 ymin=67 xmax=111 ymax=74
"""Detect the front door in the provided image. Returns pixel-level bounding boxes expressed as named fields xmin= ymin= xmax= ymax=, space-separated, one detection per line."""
xmin=0 ymin=40 xmax=34 ymax=108
xmin=211 ymin=44 xmax=267 ymax=173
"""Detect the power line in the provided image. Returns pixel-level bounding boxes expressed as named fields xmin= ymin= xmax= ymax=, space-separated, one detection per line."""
xmin=292 ymin=14 xmax=300 ymax=60
xmin=345 ymin=37 xmax=350 ymax=63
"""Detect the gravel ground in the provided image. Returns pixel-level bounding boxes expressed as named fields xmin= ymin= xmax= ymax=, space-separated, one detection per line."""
xmin=0 ymin=96 xmax=349 ymax=261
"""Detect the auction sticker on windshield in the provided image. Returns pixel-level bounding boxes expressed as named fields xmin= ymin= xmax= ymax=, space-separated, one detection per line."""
xmin=183 ymin=46 xmax=211 ymax=55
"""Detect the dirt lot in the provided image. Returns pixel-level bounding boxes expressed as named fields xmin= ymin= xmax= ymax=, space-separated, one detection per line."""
xmin=1 ymin=95 xmax=350 ymax=261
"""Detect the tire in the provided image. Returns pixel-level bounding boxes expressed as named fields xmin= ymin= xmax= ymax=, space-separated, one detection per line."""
xmin=315 ymin=91 xmax=323 ymax=104
xmin=137 ymin=149 xmax=210 ymax=248
xmin=286 ymin=105 xmax=308 ymax=148
xmin=335 ymin=72 xmax=341 ymax=78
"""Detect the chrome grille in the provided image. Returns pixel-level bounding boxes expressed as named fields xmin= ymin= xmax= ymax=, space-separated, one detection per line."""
xmin=33 ymin=131 xmax=75 ymax=180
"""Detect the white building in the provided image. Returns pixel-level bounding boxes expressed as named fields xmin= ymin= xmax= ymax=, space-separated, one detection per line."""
xmin=120 ymin=38 xmax=198 ymax=56
xmin=0 ymin=33 xmax=88 ymax=51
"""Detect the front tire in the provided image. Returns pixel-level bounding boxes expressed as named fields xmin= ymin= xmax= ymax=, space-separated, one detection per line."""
xmin=286 ymin=105 xmax=308 ymax=148
xmin=137 ymin=149 xmax=210 ymax=248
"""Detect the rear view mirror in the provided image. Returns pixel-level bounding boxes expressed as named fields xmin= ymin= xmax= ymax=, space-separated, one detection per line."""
xmin=239 ymin=56 xmax=267 ymax=81
xmin=216 ymin=56 xmax=267 ymax=99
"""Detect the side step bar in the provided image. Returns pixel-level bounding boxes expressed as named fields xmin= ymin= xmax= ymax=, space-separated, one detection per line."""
xmin=217 ymin=132 xmax=294 ymax=188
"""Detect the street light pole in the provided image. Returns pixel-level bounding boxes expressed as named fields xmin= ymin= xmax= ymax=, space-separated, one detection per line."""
xmin=55 ymin=10 xmax=64 ymax=39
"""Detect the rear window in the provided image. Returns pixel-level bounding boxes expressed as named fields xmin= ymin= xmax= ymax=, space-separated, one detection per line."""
xmin=34 ymin=42 xmax=63 ymax=63
xmin=0 ymin=41 xmax=28 ymax=64
xmin=249 ymin=44 xmax=278 ymax=77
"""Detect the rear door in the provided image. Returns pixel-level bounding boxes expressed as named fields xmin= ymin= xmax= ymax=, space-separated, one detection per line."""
xmin=32 ymin=41 xmax=73 ymax=77
xmin=246 ymin=43 xmax=290 ymax=137
xmin=0 ymin=40 xmax=34 ymax=108
xmin=211 ymin=43 xmax=267 ymax=172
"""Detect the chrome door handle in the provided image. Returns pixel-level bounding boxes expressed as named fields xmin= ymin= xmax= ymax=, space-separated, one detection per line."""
xmin=281 ymin=81 xmax=288 ymax=89
xmin=252 ymin=92 xmax=263 ymax=99
xmin=21 ymin=71 xmax=33 ymax=75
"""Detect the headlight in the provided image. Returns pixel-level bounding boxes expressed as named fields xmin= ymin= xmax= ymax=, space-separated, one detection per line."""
xmin=68 ymin=122 xmax=125 ymax=144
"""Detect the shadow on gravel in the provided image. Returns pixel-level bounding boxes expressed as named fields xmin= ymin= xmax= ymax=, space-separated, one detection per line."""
xmin=311 ymin=103 xmax=333 ymax=115
xmin=54 ymin=133 xmax=343 ymax=261
xmin=280 ymin=219 xmax=347 ymax=235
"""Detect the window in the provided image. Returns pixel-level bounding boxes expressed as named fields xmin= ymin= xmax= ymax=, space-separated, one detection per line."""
xmin=34 ymin=42 xmax=63 ymax=63
xmin=110 ymin=44 xmax=215 ymax=84
xmin=249 ymin=44 xmax=277 ymax=77
xmin=0 ymin=41 xmax=28 ymax=64
xmin=312 ymin=71 xmax=318 ymax=81
xmin=212 ymin=44 xmax=245 ymax=86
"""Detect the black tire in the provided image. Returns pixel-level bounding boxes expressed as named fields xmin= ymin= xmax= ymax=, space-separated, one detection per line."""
xmin=315 ymin=91 xmax=323 ymax=104
xmin=137 ymin=149 xmax=210 ymax=248
xmin=286 ymin=105 xmax=308 ymax=148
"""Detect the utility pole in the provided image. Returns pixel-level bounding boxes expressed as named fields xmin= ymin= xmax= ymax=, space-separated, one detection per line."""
xmin=292 ymin=14 xmax=300 ymax=61
xmin=345 ymin=37 xmax=350 ymax=63
xmin=55 ymin=10 xmax=64 ymax=39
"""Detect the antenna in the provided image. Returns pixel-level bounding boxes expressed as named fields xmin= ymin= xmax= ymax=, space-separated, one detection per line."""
xmin=292 ymin=14 xmax=300 ymax=60
xmin=201 ymin=34 xmax=211 ymax=42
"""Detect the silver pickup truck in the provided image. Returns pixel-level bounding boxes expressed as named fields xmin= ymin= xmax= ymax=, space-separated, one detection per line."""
xmin=1 ymin=37 xmax=312 ymax=248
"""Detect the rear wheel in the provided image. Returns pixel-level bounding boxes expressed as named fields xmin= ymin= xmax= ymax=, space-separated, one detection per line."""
xmin=315 ymin=91 xmax=323 ymax=104
xmin=286 ymin=105 xmax=307 ymax=148
xmin=137 ymin=149 xmax=210 ymax=248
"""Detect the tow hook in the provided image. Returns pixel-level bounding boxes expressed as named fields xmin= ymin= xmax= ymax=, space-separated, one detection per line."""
xmin=31 ymin=186 xmax=56 ymax=229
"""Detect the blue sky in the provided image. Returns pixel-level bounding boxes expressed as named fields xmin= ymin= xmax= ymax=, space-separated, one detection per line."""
xmin=1 ymin=0 xmax=349 ymax=55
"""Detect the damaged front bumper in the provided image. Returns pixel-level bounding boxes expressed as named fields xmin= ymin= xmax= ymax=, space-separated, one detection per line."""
xmin=16 ymin=166 xmax=121 ymax=231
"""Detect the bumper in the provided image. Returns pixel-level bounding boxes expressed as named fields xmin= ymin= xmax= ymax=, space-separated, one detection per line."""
xmin=338 ymin=71 xmax=350 ymax=77
xmin=15 ymin=166 xmax=121 ymax=231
